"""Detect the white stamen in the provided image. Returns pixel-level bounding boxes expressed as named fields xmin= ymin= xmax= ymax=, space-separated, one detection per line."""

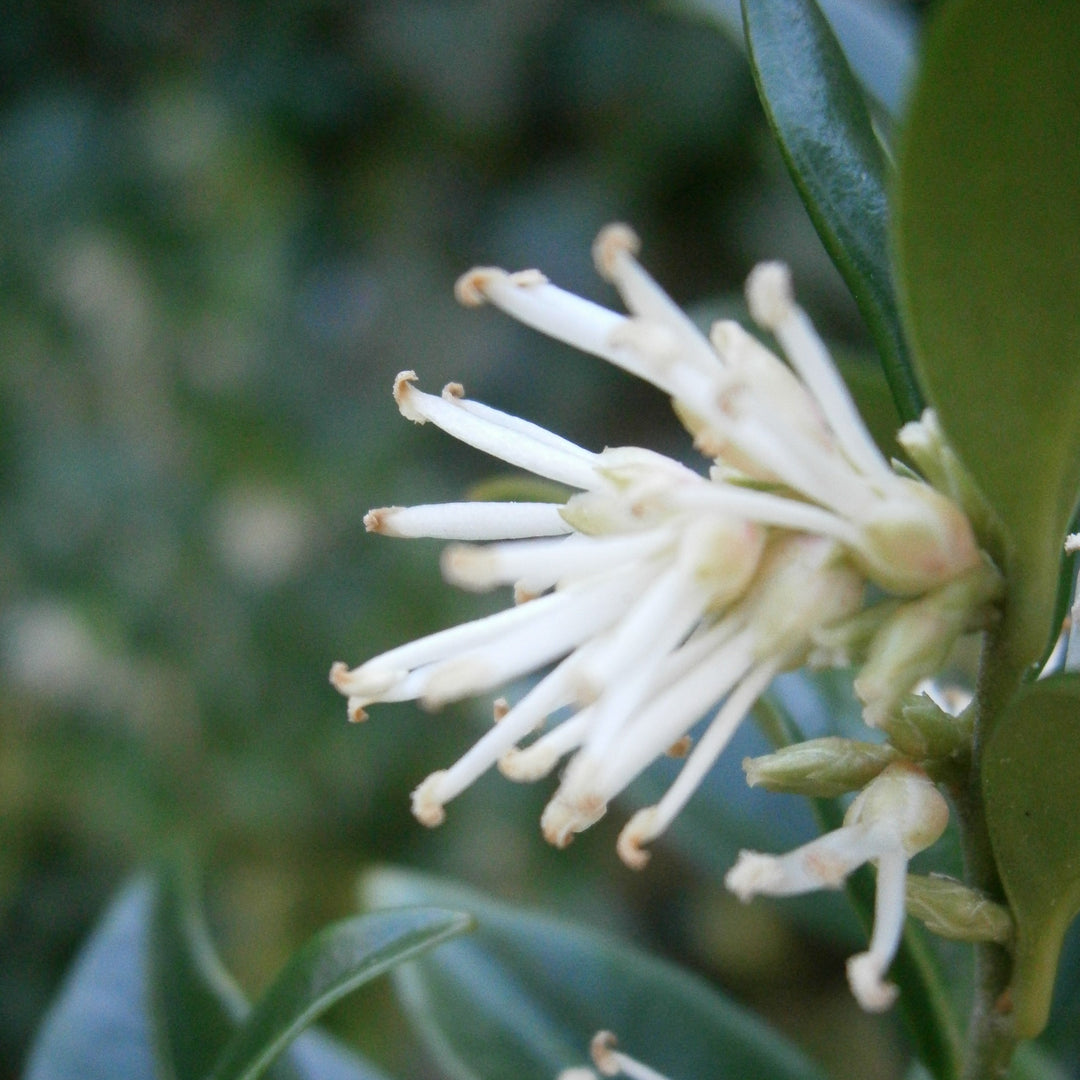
xmin=847 ymin=849 xmax=907 ymax=1011
xmin=393 ymin=372 xmax=601 ymax=490
xmin=332 ymin=568 xmax=639 ymax=696
xmin=441 ymin=529 xmax=673 ymax=593
xmin=415 ymin=569 xmax=651 ymax=708
xmin=618 ymin=658 xmax=781 ymax=868
xmin=593 ymin=224 xmax=722 ymax=379
xmin=745 ymin=262 xmax=889 ymax=479
xmin=366 ymin=502 xmax=572 ymax=540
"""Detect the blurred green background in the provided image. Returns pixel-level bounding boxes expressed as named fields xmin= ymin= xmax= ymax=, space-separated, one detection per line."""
xmin=0 ymin=2 xmax=924 ymax=1077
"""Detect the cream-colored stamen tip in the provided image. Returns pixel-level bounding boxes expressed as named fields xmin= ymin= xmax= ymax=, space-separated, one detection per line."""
xmin=492 ymin=697 xmax=510 ymax=722
xmin=411 ymin=772 xmax=448 ymax=827
xmin=617 ymin=807 xmax=658 ymax=870
xmin=666 ymin=735 xmax=692 ymax=758
xmin=590 ymin=1032 xmax=621 ymax=1076
xmin=847 ymin=953 xmax=899 ymax=1012
xmin=498 ymin=743 xmax=559 ymax=781
xmin=592 ymin=223 xmax=641 ymax=279
xmin=363 ymin=507 xmax=391 ymax=533
xmin=393 ymin=370 xmax=426 ymax=423
xmin=745 ymin=261 xmax=794 ymax=331
xmin=442 ymin=381 xmax=465 ymax=400
xmin=454 ymin=267 xmax=500 ymax=307
xmin=724 ymin=850 xmax=784 ymax=901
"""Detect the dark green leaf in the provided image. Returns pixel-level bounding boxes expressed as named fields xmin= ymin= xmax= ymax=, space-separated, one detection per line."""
xmin=894 ymin=0 xmax=1080 ymax=688
xmin=207 ymin=907 xmax=471 ymax=1080
xmin=26 ymin=862 xmax=412 ymax=1080
xmin=677 ymin=0 xmax=916 ymax=119
xmin=983 ymin=673 xmax=1080 ymax=1038
xmin=23 ymin=878 xmax=158 ymax=1080
xmin=742 ymin=0 xmax=922 ymax=421
xmin=149 ymin=853 xmax=249 ymax=1080
xmin=363 ymin=866 xmax=828 ymax=1080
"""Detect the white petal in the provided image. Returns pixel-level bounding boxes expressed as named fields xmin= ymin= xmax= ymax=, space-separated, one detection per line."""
xmin=334 ymin=569 xmax=637 ymax=695
xmin=441 ymin=529 xmax=673 ymax=593
xmin=415 ymin=569 xmax=651 ymax=708
xmin=366 ymin=502 xmax=572 ymax=540
xmin=847 ymin=848 xmax=907 ymax=1011
xmin=586 ymin=626 xmax=758 ymax=802
xmin=724 ymin=822 xmax=895 ymax=901
xmin=592 ymin=224 xmax=722 ymax=378
xmin=745 ymin=262 xmax=890 ymax=479
xmin=449 ymin=387 xmax=598 ymax=460
xmin=619 ymin=657 xmax=781 ymax=868
xmin=409 ymin=665 xmax=575 ymax=819
xmin=393 ymin=372 xmax=601 ymax=489
xmin=670 ymin=484 xmax=861 ymax=547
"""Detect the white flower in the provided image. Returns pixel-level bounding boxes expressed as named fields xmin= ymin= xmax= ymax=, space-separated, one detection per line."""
xmin=331 ymin=224 xmax=994 ymax=868
xmin=725 ymin=762 xmax=950 ymax=1011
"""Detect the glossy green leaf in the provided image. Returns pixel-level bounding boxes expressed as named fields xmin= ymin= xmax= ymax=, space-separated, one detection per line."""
xmin=25 ymin=865 xmax=407 ymax=1080
xmin=983 ymin=674 xmax=1080 ymax=1037
xmin=149 ymin=854 xmax=249 ymax=1080
xmin=362 ymin=866 xmax=828 ymax=1080
xmin=894 ymin=0 xmax=1080 ymax=687
xmin=148 ymin=853 xmax=401 ymax=1080
xmin=677 ymin=0 xmax=916 ymax=119
xmin=742 ymin=0 xmax=922 ymax=421
xmin=23 ymin=878 xmax=158 ymax=1080
xmin=207 ymin=907 xmax=471 ymax=1080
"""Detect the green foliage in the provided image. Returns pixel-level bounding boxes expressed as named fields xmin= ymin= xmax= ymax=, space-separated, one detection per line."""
xmin=362 ymin=866 xmax=829 ymax=1080
xmin=741 ymin=0 xmax=922 ymax=421
xmin=204 ymin=907 xmax=471 ymax=1080
xmin=894 ymin=0 xmax=1080 ymax=690
xmin=983 ymin=675 xmax=1080 ymax=1038
xmin=25 ymin=865 xmax=469 ymax=1080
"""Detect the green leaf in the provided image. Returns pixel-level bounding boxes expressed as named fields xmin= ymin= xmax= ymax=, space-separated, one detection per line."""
xmin=894 ymin=0 xmax=1080 ymax=688
xmin=149 ymin=854 xmax=249 ymax=1080
xmin=25 ymin=863 xmax=410 ymax=1080
xmin=742 ymin=0 xmax=922 ymax=421
xmin=207 ymin=907 xmax=472 ymax=1080
xmin=982 ymin=673 xmax=1080 ymax=1038
xmin=362 ymin=866 xmax=829 ymax=1080
xmin=23 ymin=877 xmax=158 ymax=1080
xmin=676 ymin=0 xmax=916 ymax=119
xmin=149 ymin=853 xmax=400 ymax=1080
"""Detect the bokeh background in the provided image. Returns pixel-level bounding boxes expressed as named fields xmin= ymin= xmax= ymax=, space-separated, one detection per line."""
xmin=0 ymin=2 xmax=944 ymax=1078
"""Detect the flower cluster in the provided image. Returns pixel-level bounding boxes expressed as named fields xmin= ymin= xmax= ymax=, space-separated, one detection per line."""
xmin=331 ymin=225 xmax=1001 ymax=1008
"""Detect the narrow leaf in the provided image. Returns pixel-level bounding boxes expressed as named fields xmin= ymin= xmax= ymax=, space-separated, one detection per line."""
xmin=742 ymin=0 xmax=922 ymax=421
xmin=894 ymin=0 xmax=1080 ymax=689
xmin=149 ymin=853 xmax=249 ymax=1080
xmin=207 ymin=908 xmax=471 ymax=1080
xmin=983 ymin=674 xmax=1080 ymax=1038
xmin=23 ymin=878 xmax=158 ymax=1080
xmin=677 ymin=0 xmax=916 ymax=119
xmin=363 ymin=867 xmax=829 ymax=1080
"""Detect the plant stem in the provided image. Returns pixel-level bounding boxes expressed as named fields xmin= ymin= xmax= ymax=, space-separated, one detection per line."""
xmin=956 ymin=635 xmax=1019 ymax=1080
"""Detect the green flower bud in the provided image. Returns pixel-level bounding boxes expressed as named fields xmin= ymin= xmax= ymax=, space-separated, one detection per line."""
xmin=855 ymin=560 xmax=1002 ymax=728
xmin=905 ymin=873 xmax=1013 ymax=944
xmin=743 ymin=737 xmax=899 ymax=797
xmin=879 ymin=692 xmax=973 ymax=761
